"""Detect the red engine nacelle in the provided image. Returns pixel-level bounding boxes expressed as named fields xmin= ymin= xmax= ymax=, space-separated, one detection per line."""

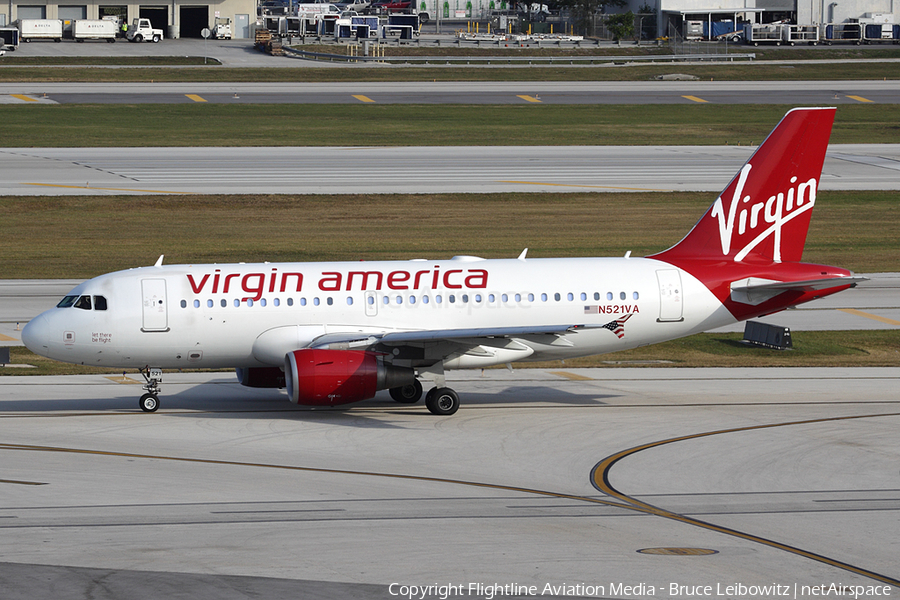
xmin=284 ymin=349 xmax=414 ymax=406
xmin=236 ymin=366 xmax=285 ymax=388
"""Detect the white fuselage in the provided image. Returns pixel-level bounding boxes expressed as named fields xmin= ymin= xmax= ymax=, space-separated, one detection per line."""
xmin=24 ymin=256 xmax=732 ymax=371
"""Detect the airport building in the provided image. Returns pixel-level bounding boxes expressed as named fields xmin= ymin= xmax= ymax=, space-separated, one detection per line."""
xmin=629 ymin=0 xmax=897 ymax=39
xmin=1 ymin=0 xmax=256 ymax=38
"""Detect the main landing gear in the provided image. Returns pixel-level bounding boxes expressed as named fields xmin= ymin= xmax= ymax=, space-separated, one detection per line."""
xmin=138 ymin=367 xmax=163 ymax=412
xmin=389 ymin=380 xmax=460 ymax=416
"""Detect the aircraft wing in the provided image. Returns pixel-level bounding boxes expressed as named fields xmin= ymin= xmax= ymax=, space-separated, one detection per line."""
xmin=308 ymin=324 xmax=602 ymax=350
xmin=730 ymin=275 xmax=867 ymax=306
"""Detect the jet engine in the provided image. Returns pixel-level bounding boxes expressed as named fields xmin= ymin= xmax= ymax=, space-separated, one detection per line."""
xmin=284 ymin=349 xmax=415 ymax=406
xmin=236 ymin=366 xmax=286 ymax=388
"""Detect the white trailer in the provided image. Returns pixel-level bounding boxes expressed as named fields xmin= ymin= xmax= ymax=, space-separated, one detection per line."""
xmin=743 ymin=22 xmax=785 ymax=46
xmin=18 ymin=19 xmax=63 ymax=43
xmin=73 ymin=19 xmax=117 ymax=42
xmin=783 ymin=24 xmax=818 ymax=46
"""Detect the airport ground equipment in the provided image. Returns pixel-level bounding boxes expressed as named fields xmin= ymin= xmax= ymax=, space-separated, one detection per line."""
xmin=17 ymin=19 xmax=63 ymax=42
xmin=213 ymin=17 xmax=232 ymax=39
xmin=126 ymin=18 xmax=163 ymax=42
xmin=0 ymin=26 xmax=19 ymax=49
xmin=73 ymin=19 xmax=117 ymax=42
xmin=742 ymin=22 xmax=784 ymax=46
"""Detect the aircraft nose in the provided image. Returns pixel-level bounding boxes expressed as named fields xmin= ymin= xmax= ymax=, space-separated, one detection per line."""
xmin=22 ymin=314 xmax=51 ymax=355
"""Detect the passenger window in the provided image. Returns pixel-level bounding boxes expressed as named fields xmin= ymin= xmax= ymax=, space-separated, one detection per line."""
xmin=194 ymin=299 xmax=200 ymax=308
xmin=347 ymin=297 xmax=353 ymax=306
xmin=462 ymin=294 xmax=469 ymax=303
xmin=234 ymin=299 xmax=240 ymax=307
xmin=327 ymin=297 xmax=333 ymax=306
xmin=567 ymin=293 xmax=574 ymax=301
xmin=633 ymin=291 xmax=640 ymax=300
xmin=528 ymin=293 xmax=534 ymax=302
xmin=74 ymin=295 xmax=92 ymax=310
xmin=57 ymin=295 xmax=78 ymax=308
xmin=260 ymin=299 xmax=267 ymax=307
xmin=94 ymin=296 xmax=108 ymax=310
xmin=449 ymin=295 xmax=456 ymax=304
xmin=207 ymin=300 xmax=213 ymax=308
xmin=288 ymin=298 xmax=294 ymax=306
xmin=607 ymin=292 xmax=613 ymax=301
xmin=514 ymin=293 xmax=521 ymax=302
xmin=554 ymin=293 xmax=561 ymax=301
xmin=423 ymin=295 xmax=430 ymax=304
xmin=502 ymin=294 xmax=508 ymax=302
xmin=221 ymin=299 xmax=227 ymax=307
xmin=541 ymin=293 xmax=548 ymax=302
xmin=594 ymin=292 xmax=601 ymax=301
xmin=580 ymin=293 xmax=587 ymax=301
xmin=409 ymin=296 xmax=416 ymax=304
xmin=436 ymin=295 xmax=443 ymax=304
xmin=273 ymin=298 xmax=280 ymax=307
xmin=620 ymin=291 xmax=626 ymax=300
xmin=180 ymin=300 xmax=187 ymax=308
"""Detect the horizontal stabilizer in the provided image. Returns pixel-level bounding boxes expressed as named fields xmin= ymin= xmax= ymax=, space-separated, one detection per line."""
xmin=730 ymin=275 xmax=867 ymax=306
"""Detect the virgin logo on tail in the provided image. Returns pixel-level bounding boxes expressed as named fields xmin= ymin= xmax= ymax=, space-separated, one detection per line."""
xmin=651 ymin=107 xmax=835 ymax=266
xmin=711 ymin=163 xmax=819 ymax=262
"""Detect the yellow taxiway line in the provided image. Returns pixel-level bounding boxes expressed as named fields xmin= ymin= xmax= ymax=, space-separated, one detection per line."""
xmin=839 ymin=308 xmax=900 ymax=326
xmin=352 ymin=95 xmax=376 ymax=103
xmin=0 ymin=333 xmax=18 ymax=342
xmin=499 ymin=180 xmax=671 ymax=192
xmin=846 ymin=95 xmax=874 ymax=103
xmin=10 ymin=94 xmax=38 ymax=103
xmin=517 ymin=95 xmax=541 ymax=103
xmin=185 ymin=94 xmax=208 ymax=103
xmin=23 ymin=183 xmax=189 ymax=194
xmin=682 ymin=95 xmax=708 ymax=103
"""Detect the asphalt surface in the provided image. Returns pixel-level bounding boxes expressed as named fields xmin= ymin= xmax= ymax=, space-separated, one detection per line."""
xmin=1 ymin=367 xmax=898 ymax=599
xmin=3 ymin=143 xmax=900 ymax=196
xmin=2 ymin=79 xmax=899 ymax=105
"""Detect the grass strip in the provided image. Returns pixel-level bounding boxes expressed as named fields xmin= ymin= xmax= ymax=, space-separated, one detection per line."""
xmin=1 ymin=104 xmax=898 ymax=147
xmin=1 ymin=191 xmax=896 ymax=279
xmin=1 ymin=63 xmax=900 ymax=83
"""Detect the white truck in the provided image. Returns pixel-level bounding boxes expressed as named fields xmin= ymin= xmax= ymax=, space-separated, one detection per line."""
xmin=126 ymin=18 xmax=163 ymax=42
xmin=17 ymin=19 xmax=63 ymax=43
xmin=73 ymin=19 xmax=118 ymax=42
xmin=212 ymin=17 xmax=232 ymax=39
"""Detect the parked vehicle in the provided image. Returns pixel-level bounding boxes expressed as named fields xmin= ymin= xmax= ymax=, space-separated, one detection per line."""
xmin=213 ymin=17 xmax=232 ymax=39
xmin=17 ymin=19 xmax=63 ymax=43
xmin=0 ymin=26 xmax=20 ymax=49
xmin=73 ymin=19 xmax=117 ymax=42
xmin=126 ymin=18 xmax=163 ymax=42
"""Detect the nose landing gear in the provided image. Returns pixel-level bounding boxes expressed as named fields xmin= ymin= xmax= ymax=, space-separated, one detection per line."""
xmin=138 ymin=367 xmax=163 ymax=412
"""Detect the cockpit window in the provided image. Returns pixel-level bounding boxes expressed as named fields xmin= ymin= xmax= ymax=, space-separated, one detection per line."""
xmin=94 ymin=296 xmax=108 ymax=311
xmin=74 ymin=295 xmax=92 ymax=310
xmin=57 ymin=295 xmax=78 ymax=308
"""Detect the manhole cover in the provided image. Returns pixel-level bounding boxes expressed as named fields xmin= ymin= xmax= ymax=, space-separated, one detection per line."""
xmin=637 ymin=548 xmax=718 ymax=556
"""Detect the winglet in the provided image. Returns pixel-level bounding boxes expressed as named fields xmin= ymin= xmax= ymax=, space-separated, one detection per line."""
xmin=154 ymin=255 xmax=164 ymax=267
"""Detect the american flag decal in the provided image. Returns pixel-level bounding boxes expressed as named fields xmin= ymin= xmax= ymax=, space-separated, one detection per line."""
xmin=602 ymin=314 xmax=633 ymax=339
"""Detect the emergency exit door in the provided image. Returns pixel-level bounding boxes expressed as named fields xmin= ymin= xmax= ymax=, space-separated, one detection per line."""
xmin=141 ymin=279 xmax=169 ymax=331
xmin=656 ymin=269 xmax=684 ymax=322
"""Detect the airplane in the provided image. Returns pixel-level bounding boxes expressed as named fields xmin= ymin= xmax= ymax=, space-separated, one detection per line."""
xmin=23 ymin=107 xmax=865 ymax=416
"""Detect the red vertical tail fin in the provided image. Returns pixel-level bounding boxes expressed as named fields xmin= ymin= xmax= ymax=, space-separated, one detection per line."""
xmin=651 ymin=107 xmax=835 ymax=264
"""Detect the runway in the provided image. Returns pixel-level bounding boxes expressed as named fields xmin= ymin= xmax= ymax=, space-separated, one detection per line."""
xmin=3 ymin=144 xmax=900 ymax=196
xmin=1 ymin=367 xmax=898 ymax=599
xmin=2 ymin=79 xmax=899 ymax=105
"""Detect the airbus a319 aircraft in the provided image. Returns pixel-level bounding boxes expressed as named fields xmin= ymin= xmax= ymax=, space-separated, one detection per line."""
xmin=24 ymin=107 xmax=864 ymax=415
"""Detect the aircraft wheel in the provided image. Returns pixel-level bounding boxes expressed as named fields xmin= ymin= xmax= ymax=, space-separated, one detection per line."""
xmin=390 ymin=379 xmax=423 ymax=404
xmin=140 ymin=393 xmax=159 ymax=412
xmin=426 ymin=387 xmax=459 ymax=416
